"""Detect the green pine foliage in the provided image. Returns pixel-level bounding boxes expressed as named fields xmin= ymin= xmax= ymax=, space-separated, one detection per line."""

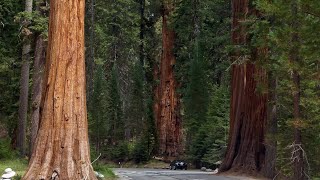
xmin=174 ymin=0 xmax=231 ymax=167
xmin=106 ymin=66 xmax=124 ymax=144
xmin=86 ymin=0 xmax=160 ymax=163
xmin=184 ymin=39 xmax=209 ymax=136
xmin=0 ymin=0 xmax=23 ymax=138
xmin=89 ymin=62 xmax=109 ymax=153
xmin=127 ymin=61 xmax=145 ymax=138
xmin=0 ymin=138 xmax=17 ymax=159
xmin=187 ymin=85 xmax=230 ymax=167
xmin=202 ymin=85 xmax=229 ymax=164
xmin=132 ymin=136 xmax=150 ymax=163
xmin=94 ymin=0 xmax=140 ymax=64
xmin=252 ymin=0 xmax=320 ymax=177
xmin=101 ymin=66 xmax=128 ymax=161
xmin=14 ymin=10 xmax=48 ymax=37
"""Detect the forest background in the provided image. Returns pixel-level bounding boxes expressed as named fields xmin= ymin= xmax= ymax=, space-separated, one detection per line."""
xmin=0 ymin=0 xmax=319 ymax=179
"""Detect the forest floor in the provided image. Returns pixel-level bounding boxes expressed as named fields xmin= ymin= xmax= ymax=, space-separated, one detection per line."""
xmin=0 ymin=158 xmax=269 ymax=180
xmin=0 ymin=158 xmax=116 ymax=180
xmin=0 ymin=159 xmax=28 ymax=179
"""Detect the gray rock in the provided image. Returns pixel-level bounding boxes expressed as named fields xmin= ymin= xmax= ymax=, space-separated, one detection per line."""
xmin=94 ymin=171 xmax=104 ymax=178
xmin=200 ymin=167 xmax=206 ymax=171
xmin=1 ymin=168 xmax=16 ymax=180
xmin=98 ymin=174 xmax=104 ymax=178
xmin=213 ymin=168 xmax=219 ymax=174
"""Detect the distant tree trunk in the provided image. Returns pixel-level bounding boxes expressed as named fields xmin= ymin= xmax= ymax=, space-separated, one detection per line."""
xmin=17 ymin=0 xmax=33 ymax=157
xmin=22 ymin=0 xmax=97 ymax=178
xmin=154 ymin=1 xmax=182 ymax=158
xmin=290 ymin=0 xmax=305 ymax=179
xmin=139 ymin=0 xmax=145 ymax=66
xmin=86 ymin=0 xmax=95 ymax=102
xmin=261 ymin=74 xmax=277 ymax=178
xmin=219 ymin=0 xmax=268 ymax=174
xmin=30 ymin=0 xmax=47 ymax=155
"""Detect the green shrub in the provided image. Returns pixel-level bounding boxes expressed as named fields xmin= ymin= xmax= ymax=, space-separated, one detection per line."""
xmin=0 ymin=138 xmax=16 ymax=159
xmin=132 ymin=138 xmax=150 ymax=164
xmin=108 ymin=142 xmax=129 ymax=162
xmin=92 ymin=162 xmax=116 ymax=180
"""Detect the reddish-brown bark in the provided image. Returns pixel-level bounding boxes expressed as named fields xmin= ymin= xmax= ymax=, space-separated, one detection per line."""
xmin=153 ymin=2 xmax=182 ymax=158
xmin=219 ymin=0 xmax=268 ymax=174
xmin=22 ymin=0 xmax=97 ymax=179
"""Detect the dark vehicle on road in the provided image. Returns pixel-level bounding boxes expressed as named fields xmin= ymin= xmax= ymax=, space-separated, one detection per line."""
xmin=169 ymin=160 xmax=188 ymax=170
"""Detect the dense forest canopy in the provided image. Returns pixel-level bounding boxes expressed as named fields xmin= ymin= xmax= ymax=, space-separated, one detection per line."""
xmin=0 ymin=0 xmax=319 ymax=179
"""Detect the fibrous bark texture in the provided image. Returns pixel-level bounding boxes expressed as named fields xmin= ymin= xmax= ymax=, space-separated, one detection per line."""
xmin=219 ymin=0 xmax=268 ymax=174
xmin=30 ymin=34 xmax=46 ymax=154
xmin=154 ymin=2 xmax=182 ymax=158
xmin=17 ymin=0 xmax=33 ymax=157
xmin=23 ymin=0 xmax=97 ymax=179
xmin=30 ymin=0 xmax=47 ymax=154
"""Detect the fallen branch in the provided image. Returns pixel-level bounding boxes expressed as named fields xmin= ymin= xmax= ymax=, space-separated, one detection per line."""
xmin=91 ymin=153 xmax=102 ymax=164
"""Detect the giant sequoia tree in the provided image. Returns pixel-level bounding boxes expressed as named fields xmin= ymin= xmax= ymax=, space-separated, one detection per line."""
xmin=154 ymin=0 xmax=182 ymax=157
xmin=219 ymin=0 xmax=268 ymax=174
xmin=22 ymin=0 xmax=96 ymax=179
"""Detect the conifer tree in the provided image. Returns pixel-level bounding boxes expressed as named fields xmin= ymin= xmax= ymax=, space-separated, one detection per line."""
xmin=127 ymin=61 xmax=145 ymax=139
xmin=23 ymin=0 xmax=97 ymax=178
xmin=220 ymin=0 xmax=268 ymax=173
xmin=254 ymin=0 xmax=320 ymax=177
xmin=17 ymin=0 xmax=33 ymax=157
xmin=90 ymin=63 xmax=108 ymax=153
xmin=0 ymin=0 xmax=23 ymax=141
xmin=106 ymin=66 xmax=124 ymax=145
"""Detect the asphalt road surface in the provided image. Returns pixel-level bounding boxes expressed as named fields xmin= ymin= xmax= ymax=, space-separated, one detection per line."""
xmin=113 ymin=168 xmax=236 ymax=180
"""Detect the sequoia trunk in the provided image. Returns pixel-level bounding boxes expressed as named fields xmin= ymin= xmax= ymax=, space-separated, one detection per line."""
xmin=219 ymin=0 xmax=268 ymax=173
xmin=22 ymin=0 xmax=97 ymax=179
xmin=154 ymin=1 xmax=182 ymax=157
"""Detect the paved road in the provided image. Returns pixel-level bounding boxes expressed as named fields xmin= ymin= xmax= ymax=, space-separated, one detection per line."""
xmin=113 ymin=168 xmax=236 ymax=180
